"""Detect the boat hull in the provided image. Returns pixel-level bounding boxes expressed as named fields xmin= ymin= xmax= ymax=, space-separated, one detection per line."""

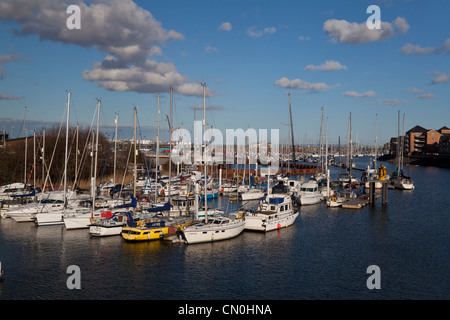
xmin=241 ymin=191 xmax=264 ymax=201
xmin=183 ymin=220 xmax=245 ymax=244
xmin=89 ymin=225 xmax=123 ymax=237
xmin=244 ymin=211 xmax=298 ymax=232
xmin=35 ymin=212 xmax=64 ymax=226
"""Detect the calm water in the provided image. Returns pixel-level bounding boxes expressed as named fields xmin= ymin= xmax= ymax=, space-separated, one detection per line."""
xmin=0 ymin=158 xmax=449 ymax=300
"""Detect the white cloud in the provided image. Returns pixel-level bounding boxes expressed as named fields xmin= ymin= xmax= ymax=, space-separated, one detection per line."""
xmin=305 ymin=60 xmax=347 ymax=71
xmin=430 ymin=72 xmax=450 ymax=84
xmin=401 ymin=38 xmax=450 ymax=55
xmin=0 ymin=0 xmax=210 ymax=97
xmin=0 ymin=93 xmax=22 ymax=100
xmin=263 ymin=27 xmax=277 ymax=35
xmin=418 ymin=93 xmax=436 ymax=99
xmin=191 ymin=104 xmax=224 ymax=111
xmin=342 ymin=90 xmax=376 ymax=98
xmin=298 ymin=35 xmax=310 ymax=41
xmin=218 ymin=22 xmax=232 ymax=31
xmin=205 ymin=46 xmax=218 ymax=54
xmin=274 ymin=77 xmax=339 ymax=92
xmin=370 ymin=99 xmax=410 ymax=106
xmin=247 ymin=26 xmax=277 ymax=38
xmin=0 ymin=54 xmax=21 ymax=63
xmin=323 ymin=17 xmax=409 ymax=44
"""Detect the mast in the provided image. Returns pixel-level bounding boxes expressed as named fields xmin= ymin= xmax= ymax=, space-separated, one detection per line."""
xmin=75 ymin=123 xmax=79 ymax=186
xmin=94 ymin=100 xmax=100 ymax=196
xmin=64 ymin=93 xmax=70 ymax=209
xmin=42 ymin=129 xmax=45 ymax=192
xmin=133 ymin=106 xmax=137 ymax=198
xmin=288 ymin=92 xmax=295 ymax=164
xmin=24 ymin=106 xmax=27 ymax=185
xmin=33 ymin=131 xmax=36 ymax=188
xmin=168 ymin=88 xmax=173 ymax=202
xmin=114 ymin=113 xmax=118 ymax=187
xmin=374 ymin=113 xmax=378 ymax=170
xmin=156 ymin=93 xmax=160 ymax=185
xmin=202 ymin=83 xmax=208 ymax=222
xmin=349 ymin=112 xmax=353 ymax=178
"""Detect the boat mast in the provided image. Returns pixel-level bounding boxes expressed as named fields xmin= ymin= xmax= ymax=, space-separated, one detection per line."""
xmin=202 ymin=83 xmax=208 ymax=222
xmin=156 ymin=93 xmax=160 ymax=186
xmin=349 ymin=112 xmax=353 ymax=178
xmin=93 ymin=100 xmax=100 ymax=216
xmin=24 ymin=106 xmax=27 ymax=186
xmin=168 ymin=87 xmax=173 ymax=203
xmin=133 ymin=106 xmax=137 ymax=199
xmin=374 ymin=113 xmax=378 ymax=170
xmin=288 ymin=92 xmax=295 ymax=165
xmin=64 ymin=93 xmax=70 ymax=209
xmin=114 ymin=113 xmax=118 ymax=187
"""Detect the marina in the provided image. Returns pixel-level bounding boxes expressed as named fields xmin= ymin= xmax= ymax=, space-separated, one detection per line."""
xmin=0 ymin=157 xmax=449 ymax=300
xmin=0 ymin=0 xmax=449 ymax=304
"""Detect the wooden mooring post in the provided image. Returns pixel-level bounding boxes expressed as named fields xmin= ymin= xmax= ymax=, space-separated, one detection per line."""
xmin=368 ymin=180 xmax=388 ymax=205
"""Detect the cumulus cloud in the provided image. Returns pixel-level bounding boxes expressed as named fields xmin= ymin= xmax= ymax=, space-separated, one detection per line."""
xmin=205 ymin=46 xmax=218 ymax=54
xmin=418 ymin=93 xmax=436 ymax=99
xmin=0 ymin=0 xmax=209 ymax=97
xmin=369 ymin=98 xmax=410 ymax=106
xmin=430 ymin=72 xmax=450 ymax=84
xmin=274 ymin=77 xmax=339 ymax=92
xmin=407 ymin=87 xmax=436 ymax=99
xmin=0 ymin=93 xmax=22 ymax=100
xmin=247 ymin=26 xmax=277 ymax=38
xmin=342 ymin=90 xmax=376 ymax=98
xmin=305 ymin=60 xmax=347 ymax=71
xmin=218 ymin=22 xmax=232 ymax=31
xmin=323 ymin=17 xmax=409 ymax=44
xmin=0 ymin=54 xmax=21 ymax=63
xmin=401 ymin=38 xmax=450 ymax=55
xmin=190 ymin=104 xmax=224 ymax=111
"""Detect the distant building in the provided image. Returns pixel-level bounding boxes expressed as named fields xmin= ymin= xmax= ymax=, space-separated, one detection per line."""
xmin=397 ymin=125 xmax=450 ymax=156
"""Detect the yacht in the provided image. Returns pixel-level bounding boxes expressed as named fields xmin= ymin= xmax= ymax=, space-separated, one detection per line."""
xmin=182 ymin=214 xmax=245 ymax=244
xmin=89 ymin=210 xmax=131 ymax=237
xmin=240 ymin=187 xmax=265 ymax=201
xmin=244 ymin=193 xmax=298 ymax=232
xmin=297 ymin=180 xmax=323 ymax=205
xmin=121 ymin=216 xmax=192 ymax=241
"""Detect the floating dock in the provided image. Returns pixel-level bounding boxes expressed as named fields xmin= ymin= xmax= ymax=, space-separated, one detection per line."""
xmin=342 ymin=197 xmax=369 ymax=209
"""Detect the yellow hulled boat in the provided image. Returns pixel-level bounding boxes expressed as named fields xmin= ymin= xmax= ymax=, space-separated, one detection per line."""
xmin=121 ymin=217 xmax=192 ymax=241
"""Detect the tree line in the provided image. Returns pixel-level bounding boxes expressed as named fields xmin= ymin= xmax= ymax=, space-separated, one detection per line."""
xmin=0 ymin=125 xmax=146 ymax=189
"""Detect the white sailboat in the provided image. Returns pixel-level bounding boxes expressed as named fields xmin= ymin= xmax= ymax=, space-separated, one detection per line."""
xmin=240 ymin=186 xmax=265 ymax=201
xmin=182 ymin=83 xmax=245 ymax=244
xmin=35 ymin=92 xmax=75 ymax=226
xmin=391 ymin=111 xmax=415 ymax=190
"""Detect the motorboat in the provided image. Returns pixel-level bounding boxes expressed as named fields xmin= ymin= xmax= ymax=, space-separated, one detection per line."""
xmin=89 ymin=210 xmax=131 ymax=237
xmin=297 ymin=180 xmax=323 ymax=205
xmin=244 ymin=193 xmax=298 ymax=232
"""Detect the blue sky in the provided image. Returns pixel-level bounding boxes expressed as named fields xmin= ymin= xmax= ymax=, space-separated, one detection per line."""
xmin=0 ymin=0 xmax=449 ymax=146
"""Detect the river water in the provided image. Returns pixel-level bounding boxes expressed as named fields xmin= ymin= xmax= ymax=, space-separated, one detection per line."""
xmin=0 ymin=158 xmax=449 ymax=300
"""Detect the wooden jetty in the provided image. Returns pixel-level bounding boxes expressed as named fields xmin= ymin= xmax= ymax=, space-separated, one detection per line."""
xmin=342 ymin=197 xmax=369 ymax=209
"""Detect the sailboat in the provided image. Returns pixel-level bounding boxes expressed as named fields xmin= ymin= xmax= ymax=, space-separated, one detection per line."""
xmin=121 ymin=91 xmax=193 ymax=241
xmin=182 ymin=83 xmax=245 ymax=244
xmin=391 ymin=111 xmax=414 ymax=190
